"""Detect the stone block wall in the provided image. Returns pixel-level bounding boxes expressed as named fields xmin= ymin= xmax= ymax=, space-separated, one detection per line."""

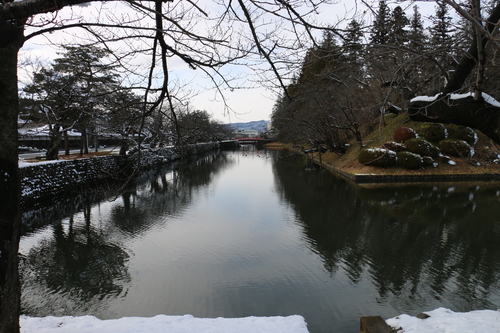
xmin=20 ymin=142 xmax=219 ymax=204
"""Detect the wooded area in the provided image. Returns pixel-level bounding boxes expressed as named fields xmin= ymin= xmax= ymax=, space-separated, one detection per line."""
xmin=1 ymin=1 xmax=500 ymax=332
xmin=272 ymin=0 xmax=500 ymax=151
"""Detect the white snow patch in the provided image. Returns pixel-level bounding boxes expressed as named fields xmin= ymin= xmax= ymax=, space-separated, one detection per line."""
xmin=20 ymin=314 xmax=309 ymax=333
xmin=410 ymin=94 xmax=441 ymax=103
xmin=410 ymin=92 xmax=500 ymax=108
xmin=386 ymin=308 xmax=500 ymax=333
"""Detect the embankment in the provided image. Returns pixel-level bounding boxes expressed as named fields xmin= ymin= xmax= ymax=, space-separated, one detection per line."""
xmin=20 ymin=142 xmax=219 ymax=205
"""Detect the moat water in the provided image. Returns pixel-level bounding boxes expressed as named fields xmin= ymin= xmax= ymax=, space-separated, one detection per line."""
xmin=20 ymin=147 xmax=500 ymax=333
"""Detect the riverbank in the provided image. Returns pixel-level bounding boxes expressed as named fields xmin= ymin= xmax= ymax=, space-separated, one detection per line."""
xmin=19 ymin=142 xmax=219 ymax=205
xmin=266 ymin=113 xmax=500 ymax=183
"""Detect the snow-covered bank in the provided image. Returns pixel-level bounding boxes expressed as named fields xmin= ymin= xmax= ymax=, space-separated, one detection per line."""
xmin=20 ymin=315 xmax=309 ymax=333
xmin=386 ymin=308 xmax=500 ymax=333
xmin=20 ymin=314 xmax=309 ymax=333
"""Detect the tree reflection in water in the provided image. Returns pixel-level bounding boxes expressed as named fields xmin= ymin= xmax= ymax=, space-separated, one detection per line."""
xmin=272 ymin=151 xmax=500 ymax=313
xmin=20 ymin=152 xmax=232 ymax=317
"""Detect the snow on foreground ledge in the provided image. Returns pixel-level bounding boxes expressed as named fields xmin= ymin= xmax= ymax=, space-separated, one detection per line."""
xmin=20 ymin=314 xmax=309 ymax=333
xmin=386 ymin=308 xmax=500 ymax=333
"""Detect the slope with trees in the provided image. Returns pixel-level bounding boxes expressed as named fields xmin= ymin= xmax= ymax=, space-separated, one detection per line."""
xmin=272 ymin=0 xmax=500 ymax=154
xmin=0 ymin=2 xmax=342 ymax=331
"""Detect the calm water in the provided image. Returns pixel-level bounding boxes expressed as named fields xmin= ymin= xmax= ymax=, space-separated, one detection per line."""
xmin=20 ymin=147 xmax=500 ymax=333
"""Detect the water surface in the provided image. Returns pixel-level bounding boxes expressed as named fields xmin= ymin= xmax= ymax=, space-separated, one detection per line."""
xmin=20 ymin=148 xmax=500 ymax=332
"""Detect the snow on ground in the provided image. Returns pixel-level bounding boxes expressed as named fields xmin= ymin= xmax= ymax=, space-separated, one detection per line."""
xmin=20 ymin=314 xmax=309 ymax=333
xmin=409 ymin=91 xmax=500 ymax=108
xmin=20 ymin=308 xmax=500 ymax=333
xmin=386 ymin=308 xmax=500 ymax=333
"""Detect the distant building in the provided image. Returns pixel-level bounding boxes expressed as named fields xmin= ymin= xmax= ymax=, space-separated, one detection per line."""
xmin=236 ymin=130 xmax=259 ymax=138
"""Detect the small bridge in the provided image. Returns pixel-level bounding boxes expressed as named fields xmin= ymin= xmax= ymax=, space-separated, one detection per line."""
xmin=234 ymin=137 xmax=270 ymax=144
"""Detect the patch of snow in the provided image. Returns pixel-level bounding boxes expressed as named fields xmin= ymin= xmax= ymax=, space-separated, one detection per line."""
xmin=481 ymin=92 xmax=500 ymax=107
xmin=20 ymin=314 xmax=309 ymax=333
xmin=18 ymin=159 xmax=65 ymax=168
xmin=386 ymin=308 xmax=500 ymax=333
xmin=410 ymin=92 xmax=500 ymax=108
xmin=410 ymin=94 xmax=441 ymax=103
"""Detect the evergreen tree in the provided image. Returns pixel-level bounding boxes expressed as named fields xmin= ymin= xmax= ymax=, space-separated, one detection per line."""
xmin=370 ymin=0 xmax=391 ymax=45
xmin=408 ymin=5 xmax=427 ymax=52
xmin=22 ymin=45 xmax=121 ymax=159
xmin=389 ymin=6 xmax=409 ymax=46
xmin=428 ymin=0 xmax=456 ymax=91
xmin=343 ymin=19 xmax=364 ymax=70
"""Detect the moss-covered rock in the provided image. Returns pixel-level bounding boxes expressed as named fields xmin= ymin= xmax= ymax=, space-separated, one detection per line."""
xmin=405 ymin=138 xmax=440 ymax=157
xmin=394 ymin=126 xmax=417 ymax=142
xmin=383 ymin=142 xmax=407 ymax=152
xmin=420 ymin=123 xmax=447 ymax=142
xmin=439 ymin=139 xmax=472 ymax=157
xmin=358 ymin=148 xmax=397 ymax=167
xmin=422 ymin=155 xmax=437 ymax=167
xmin=446 ymin=124 xmax=477 ymax=145
xmin=397 ymin=151 xmax=424 ymax=170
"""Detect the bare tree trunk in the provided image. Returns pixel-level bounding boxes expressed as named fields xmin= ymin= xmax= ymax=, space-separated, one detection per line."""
xmin=46 ymin=124 xmax=61 ymax=160
xmin=409 ymin=96 xmax=500 ymax=144
xmin=64 ymin=129 xmax=70 ymax=155
xmin=443 ymin=3 xmax=500 ymax=94
xmin=0 ymin=18 xmax=24 ymax=333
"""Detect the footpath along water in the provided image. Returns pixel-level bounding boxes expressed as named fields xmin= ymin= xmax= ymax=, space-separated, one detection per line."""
xmin=19 ymin=147 xmax=500 ymax=333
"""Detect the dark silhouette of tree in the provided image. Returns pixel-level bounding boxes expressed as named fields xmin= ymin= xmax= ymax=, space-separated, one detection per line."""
xmin=22 ymin=45 xmax=121 ymax=160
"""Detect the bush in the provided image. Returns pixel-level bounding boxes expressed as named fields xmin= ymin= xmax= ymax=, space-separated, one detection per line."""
xmin=358 ymin=148 xmax=397 ymax=167
xmin=383 ymin=142 xmax=406 ymax=152
xmin=420 ymin=123 xmax=447 ymax=142
xmin=397 ymin=151 xmax=424 ymax=170
xmin=439 ymin=139 xmax=472 ymax=157
xmin=422 ymin=156 xmax=437 ymax=167
xmin=446 ymin=125 xmax=477 ymax=145
xmin=394 ymin=126 xmax=417 ymax=142
xmin=405 ymin=138 xmax=440 ymax=157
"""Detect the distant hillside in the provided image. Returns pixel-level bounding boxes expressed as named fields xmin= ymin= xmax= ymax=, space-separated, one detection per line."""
xmin=229 ymin=120 xmax=269 ymax=133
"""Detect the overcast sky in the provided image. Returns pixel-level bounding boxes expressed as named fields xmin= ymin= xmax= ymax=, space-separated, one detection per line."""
xmin=20 ymin=0 xmax=439 ymax=124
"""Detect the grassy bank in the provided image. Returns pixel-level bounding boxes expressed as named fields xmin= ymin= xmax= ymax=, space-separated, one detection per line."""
xmin=267 ymin=113 xmax=500 ymax=183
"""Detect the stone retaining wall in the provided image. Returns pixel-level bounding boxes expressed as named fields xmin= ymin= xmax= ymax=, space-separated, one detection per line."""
xmin=20 ymin=142 xmax=219 ymax=204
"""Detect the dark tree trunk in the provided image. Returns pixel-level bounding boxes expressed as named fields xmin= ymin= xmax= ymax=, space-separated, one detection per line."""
xmin=408 ymin=96 xmax=500 ymax=144
xmin=443 ymin=3 xmax=500 ymax=94
xmin=80 ymin=128 xmax=88 ymax=156
xmin=46 ymin=124 xmax=61 ymax=160
xmin=64 ymin=129 xmax=70 ymax=155
xmin=0 ymin=18 xmax=24 ymax=333
xmin=409 ymin=3 xmax=500 ymax=145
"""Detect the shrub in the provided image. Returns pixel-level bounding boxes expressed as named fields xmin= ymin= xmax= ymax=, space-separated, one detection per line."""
xmin=383 ymin=142 xmax=406 ymax=152
xmin=358 ymin=148 xmax=397 ymax=167
xmin=422 ymin=156 xmax=437 ymax=167
xmin=397 ymin=151 xmax=424 ymax=170
xmin=420 ymin=123 xmax=447 ymax=142
xmin=446 ymin=124 xmax=477 ymax=145
xmin=394 ymin=126 xmax=417 ymax=142
xmin=439 ymin=139 xmax=472 ymax=157
xmin=405 ymin=138 xmax=440 ymax=157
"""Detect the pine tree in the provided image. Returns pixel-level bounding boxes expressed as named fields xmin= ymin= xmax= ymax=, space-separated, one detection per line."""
xmin=389 ymin=6 xmax=409 ymax=46
xmin=428 ymin=0 xmax=455 ymax=90
xmin=370 ymin=0 xmax=391 ymax=45
xmin=408 ymin=5 xmax=427 ymax=51
xmin=343 ymin=19 xmax=364 ymax=67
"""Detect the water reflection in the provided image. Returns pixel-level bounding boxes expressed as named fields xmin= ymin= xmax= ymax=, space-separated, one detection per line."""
xmin=272 ymin=151 xmax=500 ymax=313
xmin=19 ymin=149 xmax=500 ymax=333
xmin=20 ymin=152 xmax=233 ymax=317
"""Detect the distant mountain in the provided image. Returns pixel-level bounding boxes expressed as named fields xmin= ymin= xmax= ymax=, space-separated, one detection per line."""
xmin=228 ymin=120 xmax=269 ymax=133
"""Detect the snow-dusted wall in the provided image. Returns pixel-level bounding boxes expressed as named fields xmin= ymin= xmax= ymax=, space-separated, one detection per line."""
xmin=21 ymin=142 xmax=219 ymax=204
xmin=21 ymin=155 xmax=128 ymax=204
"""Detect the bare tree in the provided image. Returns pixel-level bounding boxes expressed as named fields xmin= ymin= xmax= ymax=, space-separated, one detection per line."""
xmin=409 ymin=0 xmax=500 ymax=144
xmin=0 ymin=0 xmax=343 ymax=331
